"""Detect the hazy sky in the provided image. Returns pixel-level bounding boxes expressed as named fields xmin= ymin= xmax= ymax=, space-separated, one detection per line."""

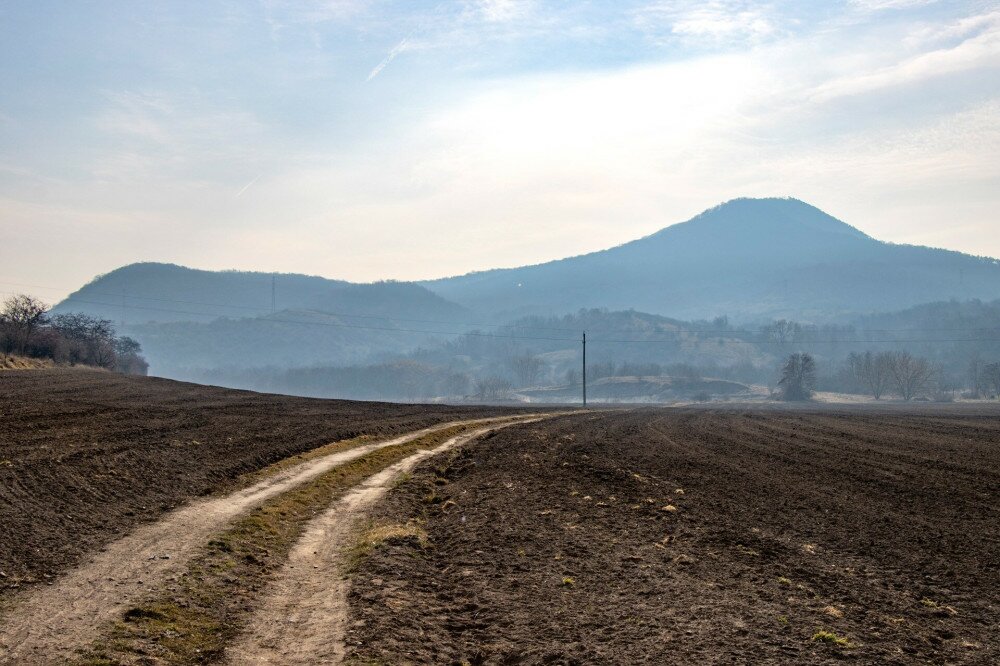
xmin=1 ymin=0 xmax=999 ymax=302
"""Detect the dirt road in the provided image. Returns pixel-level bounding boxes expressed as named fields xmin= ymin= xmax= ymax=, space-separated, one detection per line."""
xmin=0 ymin=368 xmax=527 ymax=592
xmin=225 ymin=420 xmax=544 ymax=665
xmin=0 ymin=416 xmax=536 ymax=664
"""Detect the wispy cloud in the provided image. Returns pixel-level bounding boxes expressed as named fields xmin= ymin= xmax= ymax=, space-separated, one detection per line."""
xmin=91 ymin=89 xmax=266 ymax=185
xmin=472 ymin=0 xmax=535 ymax=23
xmin=849 ymin=0 xmax=938 ymax=12
xmin=366 ymin=37 xmax=411 ymax=81
xmin=4 ymin=0 xmax=1000 ymax=294
xmin=904 ymin=9 xmax=1000 ymax=47
xmin=633 ymin=1 xmax=781 ymax=46
xmin=808 ymin=12 xmax=1000 ymax=101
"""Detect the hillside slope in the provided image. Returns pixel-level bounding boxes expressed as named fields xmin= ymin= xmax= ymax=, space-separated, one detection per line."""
xmin=424 ymin=198 xmax=1000 ymax=320
xmin=51 ymin=264 xmax=474 ymax=373
xmin=126 ymin=309 xmax=449 ymax=374
xmin=54 ymin=263 xmax=470 ymax=325
xmin=0 ymin=368 xmax=521 ymax=598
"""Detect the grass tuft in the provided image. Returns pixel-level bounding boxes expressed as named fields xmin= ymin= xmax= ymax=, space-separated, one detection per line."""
xmin=344 ymin=521 xmax=429 ymax=574
xmin=811 ymin=629 xmax=854 ymax=648
xmin=74 ymin=423 xmax=477 ymax=666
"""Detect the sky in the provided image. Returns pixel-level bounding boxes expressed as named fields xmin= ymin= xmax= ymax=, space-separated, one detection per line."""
xmin=1 ymin=0 xmax=999 ymax=302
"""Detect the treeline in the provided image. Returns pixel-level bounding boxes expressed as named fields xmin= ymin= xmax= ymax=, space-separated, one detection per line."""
xmin=778 ymin=350 xmax=947 ymax=402
xmin=1 ymin=294 xmax=148 ymax=374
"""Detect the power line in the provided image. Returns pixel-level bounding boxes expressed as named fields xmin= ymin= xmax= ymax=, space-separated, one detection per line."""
xmin=0 ymin=292 xmax=575 ymax=342
xmin=6 ymin=289 xmax=1000 ymax=347
xmin=4 ymin=280 xmax=1000 ymax=336
xmin=0 ymin=280 xmax=586 ymax=332
xmin=587 ymin=336 xmax=1000 ymax=345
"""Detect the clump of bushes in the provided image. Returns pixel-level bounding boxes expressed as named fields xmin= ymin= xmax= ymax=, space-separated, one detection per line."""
xmin=0 ymin=294 xmax=148 ymax=375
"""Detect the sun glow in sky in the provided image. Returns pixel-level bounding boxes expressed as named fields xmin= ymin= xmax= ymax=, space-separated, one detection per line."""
xmin=1 ymin=1 xmax=999 ymax=300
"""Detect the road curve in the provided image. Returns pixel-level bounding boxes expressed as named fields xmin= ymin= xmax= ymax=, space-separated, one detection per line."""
xmin=225 ymin=419 xmax=546 ymax=665
xmin=0 ymin=416 xmax=533 ymax=664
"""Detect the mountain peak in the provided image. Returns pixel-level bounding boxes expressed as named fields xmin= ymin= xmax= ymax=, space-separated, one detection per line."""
xmin=425 ymin=197 xmax=1000 ymax=320
xmin=664 ymin=197 xmax=871 ymax=241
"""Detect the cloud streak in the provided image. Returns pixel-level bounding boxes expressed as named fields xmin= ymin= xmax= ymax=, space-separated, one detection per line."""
xmin=366 ymin=38 xmax=411 ymax=81
xmin=809 ymin=11 xmax=1000 ymax=102
xmin=2 ymin=0 xmax=999 ymax=298
xmin=235 ymin=173 xmax=263 ymax=198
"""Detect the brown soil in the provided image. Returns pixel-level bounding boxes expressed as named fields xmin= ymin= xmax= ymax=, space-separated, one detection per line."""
xmin=347 ymin=406 xmax=1000 ymax=665
xmin=0 ymin=368 xmax=529 ymax=596
xmin=226 ymin=419 xmax=547 ymax=666
xmin=2 ymin=418 xmax=534 ymax=664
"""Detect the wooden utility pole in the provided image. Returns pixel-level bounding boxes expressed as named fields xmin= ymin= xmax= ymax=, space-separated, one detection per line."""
xmin=582 ymin=331 xmax=587 ymax=406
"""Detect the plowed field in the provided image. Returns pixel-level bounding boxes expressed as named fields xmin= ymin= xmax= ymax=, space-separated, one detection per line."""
xmin=348 ymin=407 xmax=1000 ymax=665
xmin=0 ymin=368 xmax=526 ymax=595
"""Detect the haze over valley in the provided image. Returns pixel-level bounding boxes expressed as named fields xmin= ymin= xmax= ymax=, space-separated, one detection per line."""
xmin=4 ymin=3 xmax=1000 ymax=664
xmin=43 ymin=197 xmax=1000 ymax=403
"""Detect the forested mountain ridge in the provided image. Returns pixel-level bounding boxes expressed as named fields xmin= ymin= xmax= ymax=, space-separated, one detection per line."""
xmin=423 ymin=198 xmax=1000 ymax=320
xmin=54 ymin=262 xmax=471 ymax=324
xmin=49 ymin=199 xmax=1000 ymax=382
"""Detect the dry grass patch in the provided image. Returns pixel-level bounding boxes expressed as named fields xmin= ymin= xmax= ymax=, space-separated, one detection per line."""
xmin=233 ymin=435 xmax=376 ymax=488
xmin=811 ymin=629 xmax=854 ymax=648
xmin=0 ymin=355 xmax=54 ymax=370
xmin=74 ymin=424 xmax=477 ymax=666
xmin=344 ymin=521 xmax=429 ymax=574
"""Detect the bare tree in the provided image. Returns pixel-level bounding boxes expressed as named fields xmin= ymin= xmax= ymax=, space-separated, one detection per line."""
xmin=848 ymin=351 xmax=891 ymax=399
xmin=475 ymin=376 xmax=513 ymax=402
xmin=885 ymin=351 xmax=934 ymax=401
xmin=509 ymin=353 xmax=543 ymax=387
xmin=443 ymin=372 xmax=470 ymax=398
xmin=778 ymin=353 xmax=816 ymax=401
xmin=981 ymin=362 xmax=1000 ymax=399
xmin=762 ymin=319 xmax=802 ymax=345
xmin=969 ymin=356 xmax=990 ymax=397
xmin=0 ymin=294 xmax=48 ymax=355
xmin=50 ymin=313 xmax=117 ymax=367
xmin=114 ymin=336 xmax=149 ymax=375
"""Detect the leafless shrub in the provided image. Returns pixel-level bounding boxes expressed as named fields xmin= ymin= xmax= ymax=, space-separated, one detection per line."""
xmin=509 ymin=353 xmax=543 ymax=387
xmin=0 ymin=294 xmax=48 ymax=355
xmin=474 ymin=376 xmax=513 ymax=402
xmin=848 ymin=351 xmax=892 ymax=399
xmin=884 ymin=351 xmax=935 ymax=401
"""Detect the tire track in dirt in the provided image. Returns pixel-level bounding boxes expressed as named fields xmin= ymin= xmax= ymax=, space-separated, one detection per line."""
xmin=224 ymin=418 xmax=547 ymax=666
xmin=0 ymin=416 xmax=530 ymax=664
xmin=343 ymin=408 xmax=1000 ymax=664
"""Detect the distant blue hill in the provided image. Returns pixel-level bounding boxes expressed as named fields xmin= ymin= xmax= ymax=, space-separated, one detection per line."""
xmin=422 ymin=197 xmax=1000 ymax=321
xmin=54 ymin=262 xmax=470 ymax=324
xmin=52 ymin=264 xmax=474 ymax=373
xmin=50 ymin=198 xmax=1000 ymax=376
